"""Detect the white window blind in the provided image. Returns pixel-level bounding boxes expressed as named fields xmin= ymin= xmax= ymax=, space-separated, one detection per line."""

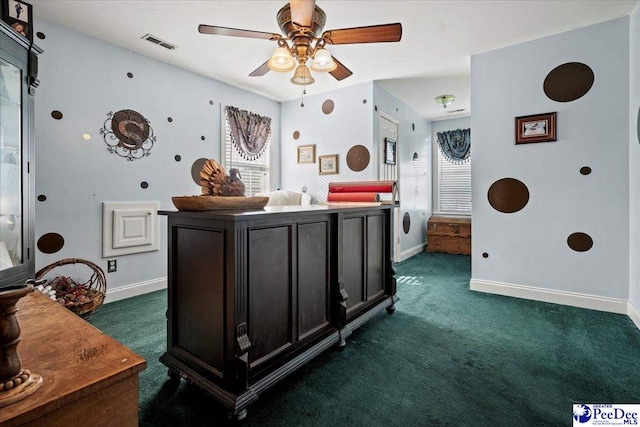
xmin=222 ymin=116 xmax=270 ymax=196
xmin=436 ymin=147 xmax=471 ymax=214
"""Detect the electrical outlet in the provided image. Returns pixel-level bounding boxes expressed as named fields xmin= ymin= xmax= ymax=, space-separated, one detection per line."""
xmin=107 ymin=259 xmax=117 ymax=273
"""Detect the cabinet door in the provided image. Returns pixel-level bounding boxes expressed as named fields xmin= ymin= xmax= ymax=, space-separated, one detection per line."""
xmin=0 ymin=25 xmax=36 ymax=288
xmin=0 ymin=57 xmax=25 ymax=275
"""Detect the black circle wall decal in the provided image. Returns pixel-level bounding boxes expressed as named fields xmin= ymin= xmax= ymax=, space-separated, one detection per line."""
xmin=37 ymin=194 xmax=47 ymax=202
xmin=544 ymin=62 xmax=594 ymax=102
xmin=567 ymin=232 xmax=593 ymax=252
xmin=412 ymin=123 xmax=415 ymax=131
xmin=346 ymin=145 xmax=370 ymax=172
xmin=293 ymin=131 xmax=300 ymax=140
xmin=580 ymin=166 xmax=592 ymax=175
xmin=363 ymin=99 xmax=367 ymax=104
xmin=51 ymin=110 xmax=63 ymax=120
xmin=167 ymin=117 xmax=173 ymax=123
xmin=322 ymin=99 xmax=334 ymax=115
xmin=402 ymin=212 xmax=411 ymax=234
xmin=127 ymin=72 xmax=133 ymax=78
xmin=140 ymin=181 xmax=148 ymax=189
xmin=37 ymin=233 xmax=64 ymax=254
xmin=174 ymin=155 xmax=181 ymax=162
xmin=487 ymin=178 xmax=530 ymax=213
xmin=209 ymin=100 xmax=214 ymax=105
xmin=36 ymin=32 xmax=45 ymax=40
xmin=201 ymin=136 xmax=205 ymax=141
xmin=191 ymin=158 xmax=208 ymax=185
xmin=482 ymin=253 xmax=489 ymax=258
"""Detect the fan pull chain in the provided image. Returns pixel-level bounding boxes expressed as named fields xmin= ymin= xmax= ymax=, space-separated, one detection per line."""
xmin=300 ymin=85 xmax=306 ymax=107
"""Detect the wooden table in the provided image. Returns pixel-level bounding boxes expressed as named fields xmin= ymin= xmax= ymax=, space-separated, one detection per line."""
xmin=0 ymin=292 xmax=146 ymax=427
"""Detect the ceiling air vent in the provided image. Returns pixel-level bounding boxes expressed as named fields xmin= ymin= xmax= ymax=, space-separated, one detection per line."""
xmin=141 ymin=34 xmax=177 ymax=50
xmin=447 ymin=108 xmax=465 ymax=114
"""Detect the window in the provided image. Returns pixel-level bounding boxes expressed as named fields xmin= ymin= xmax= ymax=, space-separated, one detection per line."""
xmin=221 ymin=108 xmax=271 ymax=196
xmin=433 ymin=135 xmax=471 ymax=215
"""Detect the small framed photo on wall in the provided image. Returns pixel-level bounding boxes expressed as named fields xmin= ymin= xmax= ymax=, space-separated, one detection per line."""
xmin=297 ymin=144 xmax=316 ymax=164
xmin=515 ymin=112 xmax=557 ymax=144
xmin=384 ymin=138 xmax=396 ymax=165
xmin=319 ymin=154 xmax=338 ymax=175
xmin=2 ymin=0 xmax=32 ymax=42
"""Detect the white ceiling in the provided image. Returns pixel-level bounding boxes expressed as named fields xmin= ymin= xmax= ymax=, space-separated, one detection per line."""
xmin=30 ymin=0 xmax=636 ymax=120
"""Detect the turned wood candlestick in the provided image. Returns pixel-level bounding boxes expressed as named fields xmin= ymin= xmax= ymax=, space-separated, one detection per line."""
xmin=0 ymin=284 xmax=42 ymax=407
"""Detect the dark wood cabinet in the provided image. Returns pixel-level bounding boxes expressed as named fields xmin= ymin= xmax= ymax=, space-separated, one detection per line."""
xmin=160 ymin=205 xmax=397 ymax=419
xmin=0 ymin=21 xmax=41 ymax=288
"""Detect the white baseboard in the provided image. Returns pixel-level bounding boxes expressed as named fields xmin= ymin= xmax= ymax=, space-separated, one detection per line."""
xmin=104 ymin=276 xmax=167 ymax=304
xmin=628 ymin=302 xmax=640 ymax=331
xmin=399 ymin=243 xmax=426 ymax=262
xmin=470 ymin=278 xmax=628 ymax=314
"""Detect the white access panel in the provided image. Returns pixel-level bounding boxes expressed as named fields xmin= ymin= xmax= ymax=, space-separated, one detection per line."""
xmin=103 ymin=202 xmax=159 ymax=257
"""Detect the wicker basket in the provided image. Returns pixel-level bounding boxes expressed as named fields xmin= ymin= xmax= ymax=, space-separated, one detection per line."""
xmin=36 ymin=258 xmax=106 ymax=320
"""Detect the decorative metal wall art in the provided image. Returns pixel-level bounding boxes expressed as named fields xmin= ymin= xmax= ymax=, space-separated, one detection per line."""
xmin=101 ymin=110 xmax=155 ymax=161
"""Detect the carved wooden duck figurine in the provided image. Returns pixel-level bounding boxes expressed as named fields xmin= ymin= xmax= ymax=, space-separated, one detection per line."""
xmin=200 ymin=159 xmax=246 ymax=197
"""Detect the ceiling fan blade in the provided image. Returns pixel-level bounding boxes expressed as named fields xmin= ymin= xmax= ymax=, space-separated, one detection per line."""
xmin=198 ymin=24 xmax=281 ymax=41
xmin=329 ymin=56 xmax=353 ymax=81
xmin=322 ymin=23 xmax=402 ymax=45
xmin=249 ymin=60 xmax=271 ymax=77
xmin=290 ymin=0 xmax=315 ymax=27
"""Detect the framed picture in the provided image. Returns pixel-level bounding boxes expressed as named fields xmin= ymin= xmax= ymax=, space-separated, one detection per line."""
xmin=1 ymin=0 xmax=32 ymax=42
xmin=385 ymin=138 xmax=396 ymax=165
xmin=297 ymin=144 xmax=316 ymax=164
xmin=515 ymin=112 xmax=557 ymax=144
xmin=319 ymin=154 xmax=338 ymax=175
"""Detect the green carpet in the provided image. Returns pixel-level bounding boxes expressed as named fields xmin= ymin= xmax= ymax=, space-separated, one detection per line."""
xmin=90 ymin=252 xmax=640 ymax=426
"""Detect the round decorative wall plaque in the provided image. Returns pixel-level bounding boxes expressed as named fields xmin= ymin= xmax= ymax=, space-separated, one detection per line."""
xmin=101 ymin=109 xmax=155 ymax=161
xmin=346 ymin=145 xmax=370 ymax=172
xmin=487 ymin=178 xmax=530 ymax=213
xmin=544 ymin=62 xmax=594 ymax=102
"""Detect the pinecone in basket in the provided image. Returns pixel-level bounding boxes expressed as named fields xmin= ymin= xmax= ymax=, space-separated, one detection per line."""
xmin=199 ymin=159 xmax=246 ymax=197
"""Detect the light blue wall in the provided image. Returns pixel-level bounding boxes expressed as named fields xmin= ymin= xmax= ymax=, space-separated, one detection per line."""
xmin=629 ymin=0 xmax=640 ymax=314
xmin=280 ymin=82 xmax=431 ymax=257
xmin=280 ymin=82 xmax=374 ymax=201
xmin=432 ymin=116 xmax=470 ymax=135
xmin=471 ymin=18 xmax=630 ymax=303
xmin=373 ymin=83 xmax=431 ymax=256
xmin=33 ymin=19 xmax=281 ymax=295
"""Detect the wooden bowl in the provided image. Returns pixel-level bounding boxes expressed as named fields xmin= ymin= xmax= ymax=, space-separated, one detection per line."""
xmin=171 ymin=196 xmax=269 ymax=211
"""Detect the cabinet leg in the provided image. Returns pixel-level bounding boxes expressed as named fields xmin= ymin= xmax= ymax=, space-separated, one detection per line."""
xmin=228 ymin=409 xmax=247 ymax=421
xmin=167 ymin=369 xmax=181 ymax=381
xmin=386 ymin=304 xmax=396 ymax=314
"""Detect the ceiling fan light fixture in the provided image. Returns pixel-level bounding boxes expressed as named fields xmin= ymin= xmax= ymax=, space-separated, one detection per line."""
xmin=267 ymin=46 xmax=296 ymax=72
xmin=435 ymin=95 xmax=456 ymax=109
xmin=291 ymin=64 xmax=315 ymax=85
xmin=310 ymin=48 xmax=337 ymax=72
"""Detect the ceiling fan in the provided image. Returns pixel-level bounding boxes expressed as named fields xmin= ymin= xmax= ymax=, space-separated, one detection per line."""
xmin=198 ymin=0 xmax=402 ymax=85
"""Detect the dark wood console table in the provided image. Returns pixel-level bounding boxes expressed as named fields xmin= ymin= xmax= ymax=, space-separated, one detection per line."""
xmin=159 ymin=204 xmax=397 ymax=419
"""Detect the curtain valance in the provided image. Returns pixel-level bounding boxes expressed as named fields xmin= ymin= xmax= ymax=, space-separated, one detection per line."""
xmin=225 ymin=106 xmax=271 ymax=161
xmin=436 ymin=128 xmax=471 ymax=164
